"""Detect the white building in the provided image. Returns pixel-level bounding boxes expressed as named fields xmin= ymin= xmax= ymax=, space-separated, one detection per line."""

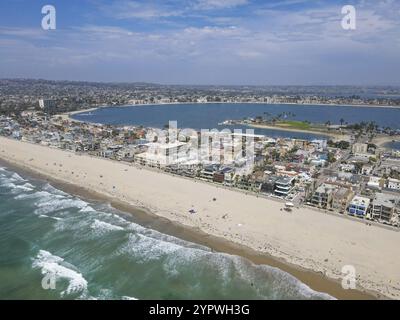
xmin=135 ymin=141 xmax=188 ymax=167
xmin=387 ymin=178 xmax=400 ymax=191
xmin=372 ymin=193 xmax=400 ymax=225
xmin=367 ymin=176 xmax=383 ymax=191
xmin=340 ymin=163 xmax=355 ymax=172
xmin=310 ymin=158 xmax=326 ymax=167
xmin=311 ymin=139 xmax=327 ymax=151
xmin=352 ymin=143 xmax=368 ymax=155
xmin=348 ymin=196 xmax=370 ymax=217
xmin=274 ymin=176 xmax=295 ymax=198
xmin=38 ymin=99 xmax=56 ymax=113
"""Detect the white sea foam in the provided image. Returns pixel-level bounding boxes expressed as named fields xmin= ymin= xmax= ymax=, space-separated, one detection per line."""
xmin=272 ymin=269 xmax=334 ymax=300
xmin=162 ymin=247 xmax=206 ymax=278
xmin=34 ymin=197 xmax=89 ymax=215
xmin=38 ymin=214 xmax=63 ymax=221
xmin=125 ymin=221 xmax=148 ymax=234
xmin=118 ymin=233 xmax=184 ymax=263
xmin=125 ymin=220 xmax=210 ymax=252
xmin=152 ymin=231 xmax=210 ymax=252
xmin=1 ymin=181 xmax=16 ymax=189
xmin=90 ymin=219 xmax=124 ymax=235
xmin=230 ymin=256 xmax=335 ymax=300
xmin=12 ymin=184 xmax=34 ymax=192
xmin=22 ymin=182 xmax=34 ymax=188
xmin=79 ymin=205 xmax=96 ymax=213
xmin=122 ymin=296 xmax=139 ymax=300
xmin=32 ymin=250 xmax=88 ymax=297
xmin=3 ymin=180 xmax=34 ymax=193
xmin=11 ymin=172 xmax=26 ymax=182
xmin=14 ymin=190 xmax=53 ymax=200
xmin=160 ymin=243 xmax=334 ymax=300
xmin=43 ymin=183 xmax=69 ymax=196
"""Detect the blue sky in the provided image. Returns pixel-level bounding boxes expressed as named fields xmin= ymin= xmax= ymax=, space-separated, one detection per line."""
xmin=0 ymin=0 xmax=399 ymax=85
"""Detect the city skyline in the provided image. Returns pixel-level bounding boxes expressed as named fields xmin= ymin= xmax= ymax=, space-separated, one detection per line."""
xmin=0 ymin=0 xmax=399 ymax=85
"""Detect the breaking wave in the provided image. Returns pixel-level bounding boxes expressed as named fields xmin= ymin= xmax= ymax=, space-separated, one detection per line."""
xmin=32 ymin=250 xmax=88 ymax=298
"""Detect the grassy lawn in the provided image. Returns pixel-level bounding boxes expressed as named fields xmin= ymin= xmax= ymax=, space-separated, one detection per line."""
xmin=276 ymin=120 xmax=311 ymax=130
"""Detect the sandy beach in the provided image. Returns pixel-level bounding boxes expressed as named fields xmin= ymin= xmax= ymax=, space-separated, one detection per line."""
xmin=56 ymin=107 xmax=102 ymax=123
xmin=373 ymin=135 xmax=400 ymax=150
xmin=1 ymin=136 xmax=400 ymax=299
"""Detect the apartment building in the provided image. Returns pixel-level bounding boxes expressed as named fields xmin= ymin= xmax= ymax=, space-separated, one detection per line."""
xmin=371 ymin=193 xmax=400 ymax=224
xmin=332 ymin=187 xmax=354 ymax=213
xmin=275 ymin=176 xmax=295 ymax=198
xmin=352 ymin=143 xmax=368 ymax=155
xmin=367 ymin=176 xmax=384 ymax=191
xmin=348 ymin=196 xmax=371 ymax=217
xmin=311 ymin=183 xmax=336 ymax=209
xmin=387 ymin=178 xmax=400 ymax=192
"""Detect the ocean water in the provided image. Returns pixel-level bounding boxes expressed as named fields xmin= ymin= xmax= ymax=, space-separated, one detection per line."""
xmin=0 ymin=166 xmax=333 ymax=300
xmin=385 ymin=140 xmax=400 ymax=151
xmin=72 ymin=103 xmax=400 ymax=141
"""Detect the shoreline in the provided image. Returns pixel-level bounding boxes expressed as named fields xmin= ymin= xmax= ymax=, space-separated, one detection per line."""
xmin=64 ymin=101 xmax=400 ymax=123
xmin=243 ymin=123 xmax=346 ymax=139
xmin=56 ymin=107 xmax=101 ymax=123
xmin=0 ymin=156 xmax=374 ymax=300
xmin=2 ymin=137 xmax=400 ymax=300
xmin=87 ymin=101 xmax=400 ymax=109
xmin=63 ymin=102 xmax=395 ymax=141
xmin=373 ymin=135 xmax=400 ymax=150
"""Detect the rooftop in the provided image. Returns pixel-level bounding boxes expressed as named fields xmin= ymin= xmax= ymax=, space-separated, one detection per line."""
xmin=315 ymin=183 xmax=336 ymax=194
xmin=333 ymin=187 xmax=352 ymax=198
xmin=146 ymin=141 xmax=187 ymax=149
xmin=374 ymin=193 xmax=400 ymax=208
xmin=351 ymin=196 xmax=371 ymax=207
xmin=276 ymin=176 xmax=294 ymax=185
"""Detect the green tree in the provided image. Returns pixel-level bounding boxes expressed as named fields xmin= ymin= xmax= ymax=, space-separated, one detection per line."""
xmin=327 ymin=152 xmax=336 ymax=164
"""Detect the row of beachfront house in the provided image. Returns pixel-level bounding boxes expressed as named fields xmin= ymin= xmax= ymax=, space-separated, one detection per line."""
xmin=309 ymin=179 xmax=400 ymax=226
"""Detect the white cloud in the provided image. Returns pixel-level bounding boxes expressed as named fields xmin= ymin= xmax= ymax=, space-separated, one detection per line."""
xmin=99 ymin=1 xmax=184 ymax=19
xmin=1 ymin=0 xmax=399 ymax=84
xmin=0 ymin=27 xmax=49 ymax=39
xmin=195 ymin=0 xmax=248 ymax=10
